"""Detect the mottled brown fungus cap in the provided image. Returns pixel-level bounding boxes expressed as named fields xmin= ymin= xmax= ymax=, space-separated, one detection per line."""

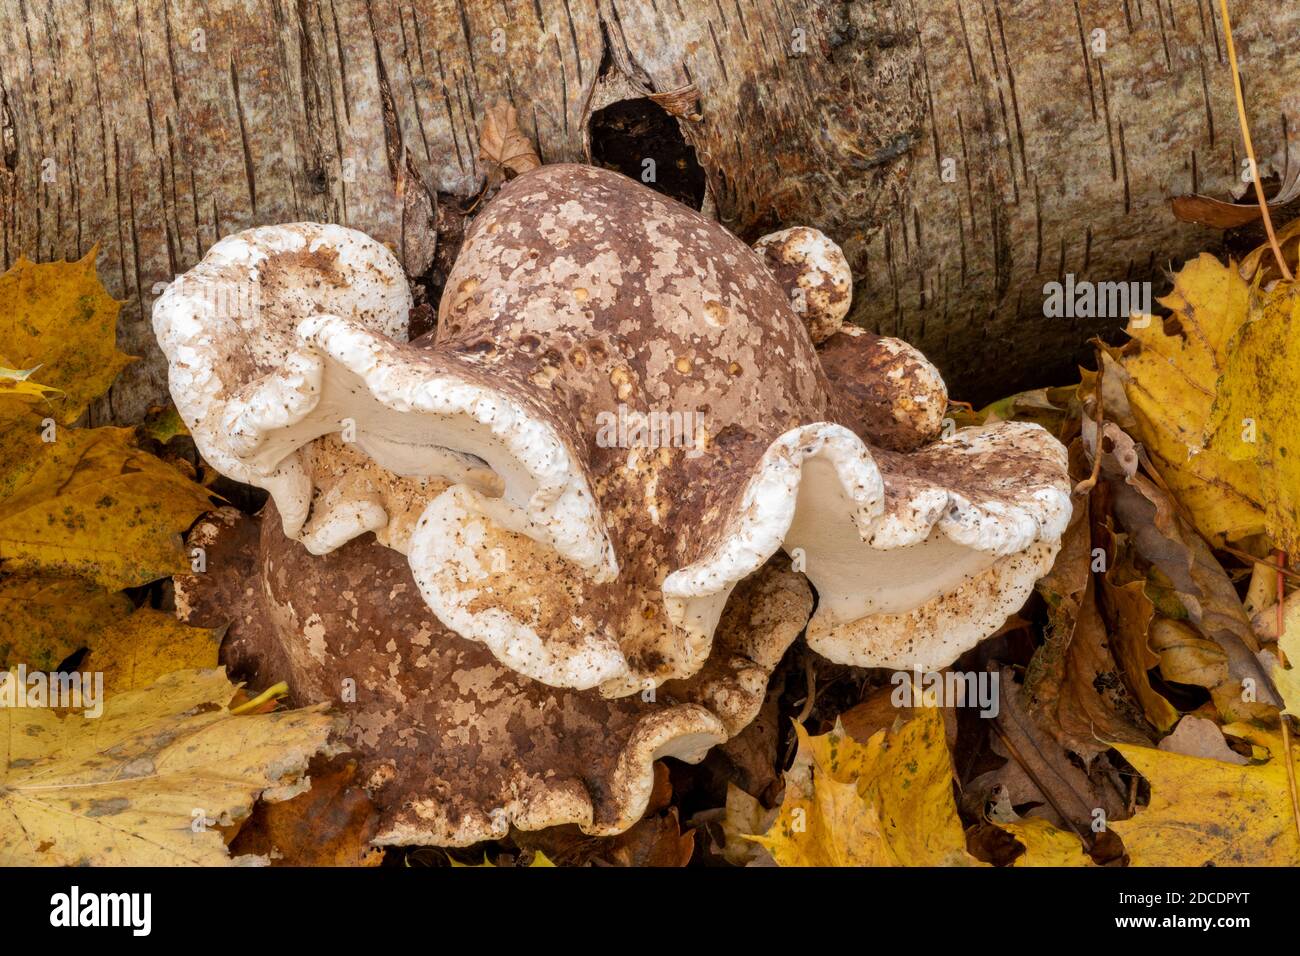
xmin=752 ymin=226 xmax=853 ymax=344
xmin=177 ymin=505 xmax=812 ymax=846
xmin=156 ymin=162 xmax=1070 ymax=692
xmin=818 ymin=326 xmax=949 ymax=453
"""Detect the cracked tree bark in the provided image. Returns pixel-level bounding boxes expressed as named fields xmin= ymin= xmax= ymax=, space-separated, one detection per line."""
xmin=1 ymin=0 xmax=1296 ymax=421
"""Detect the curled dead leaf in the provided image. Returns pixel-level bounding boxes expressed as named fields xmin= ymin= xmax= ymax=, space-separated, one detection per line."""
xmin=478 ymin=102 xmax=541 ymax=186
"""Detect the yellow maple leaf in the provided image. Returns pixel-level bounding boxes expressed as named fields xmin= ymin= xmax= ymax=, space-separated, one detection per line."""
xmin=0 ymin=589 xmax=218 ymax=697
xmin=0 ymin=255 xmax=215 ymax=589
xmin=1000 ymin=817 xmax=1093 ymax=867
xmin=0 ymin=573 xmax=133 ymax=671
xmin=0 ymin=251 xmax=133 ymax=423
xmin=82 ymin=607 xmax=222 ymax=694
xmin=1206 ymin=279 xmax=1300 ymax=553
xmin=0 ymin=668 xmax=335 ymax=866
xmin=0 ymin=408 xmax=52 ymax=500
xmin=1111 ymin=739 xmax=1300 ymax=866
xmin=1115 ymin=254 xmax=1266 ymax=545
xmin=746 ymin=708 xmax=979 ymax=866
xmin=0 ymin=416 xmax=215 ymax=588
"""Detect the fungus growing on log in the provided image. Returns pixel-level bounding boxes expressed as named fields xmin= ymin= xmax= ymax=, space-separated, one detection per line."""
xmin=156 ymin=163 xmax=1071 ymax=840
xmin=176 ymin=504 xmax=811 ymax=845
xmin=752 ymin=226 xmax=853 ymax=345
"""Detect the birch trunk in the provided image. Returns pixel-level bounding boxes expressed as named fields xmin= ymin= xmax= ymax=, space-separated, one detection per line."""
xmin=2 ymin=0 xmax=1296 ymax=419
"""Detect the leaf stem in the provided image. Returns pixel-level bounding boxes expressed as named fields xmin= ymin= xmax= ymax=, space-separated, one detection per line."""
xmin=230 ymin=681 xmax=289 ymax=715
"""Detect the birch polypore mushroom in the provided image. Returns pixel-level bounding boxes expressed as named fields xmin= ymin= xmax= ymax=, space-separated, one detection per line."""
xmin=818 ymin=327 xmax=949 ymax=452
xmin=151 ymin=222 xmax=432 ymax=547
xmin=176 ymin=505 xmax=811 ymax=845
xmin=155 ymin=162 xmax=1070 ymax=700
xmin=752 ymin=226 xmax=853 ymax=345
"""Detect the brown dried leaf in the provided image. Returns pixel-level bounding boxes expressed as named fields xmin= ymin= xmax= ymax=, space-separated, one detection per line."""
xmin=1094 ymin=422 xmax=1279 ymax=712
xmin=968 ymin=667 xmax=1129 ymax=859
xmin=230 ymin=756 xmax=383 ymax=867
xmin=1169 ymin=165 xmax=1300 ymax=228
xmin=478 ymin=102 xmax=541 ymax=185
xmin=1027 ymin=489 xmax=1155 ymax=757
xmin=1095 ymin=524 xmax=1179 ymax=734
xmin=603 ymin=807 xmax=695 ymax=867
xmin=1158 ymin=715 xmax=1248 ymax=765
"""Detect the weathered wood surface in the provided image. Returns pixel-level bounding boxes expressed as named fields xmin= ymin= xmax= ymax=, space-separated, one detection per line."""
xmin=2 ymin=0 xmax=1296 ymax=419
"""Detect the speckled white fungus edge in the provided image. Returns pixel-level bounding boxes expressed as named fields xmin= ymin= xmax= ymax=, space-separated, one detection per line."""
xmin=156 ymin=222 xmax=1072 ymax=693
xmin=153 ymin=223 xmax=617 ymax=581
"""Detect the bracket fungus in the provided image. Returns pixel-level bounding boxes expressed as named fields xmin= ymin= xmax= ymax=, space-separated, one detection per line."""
xmin=176 ymin=504 xmax=811 ymax=844
xmin=752 ymin=225 xmax=853 ymax=345
xmin=156 ymin=163 xmax=1070 ymax=842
